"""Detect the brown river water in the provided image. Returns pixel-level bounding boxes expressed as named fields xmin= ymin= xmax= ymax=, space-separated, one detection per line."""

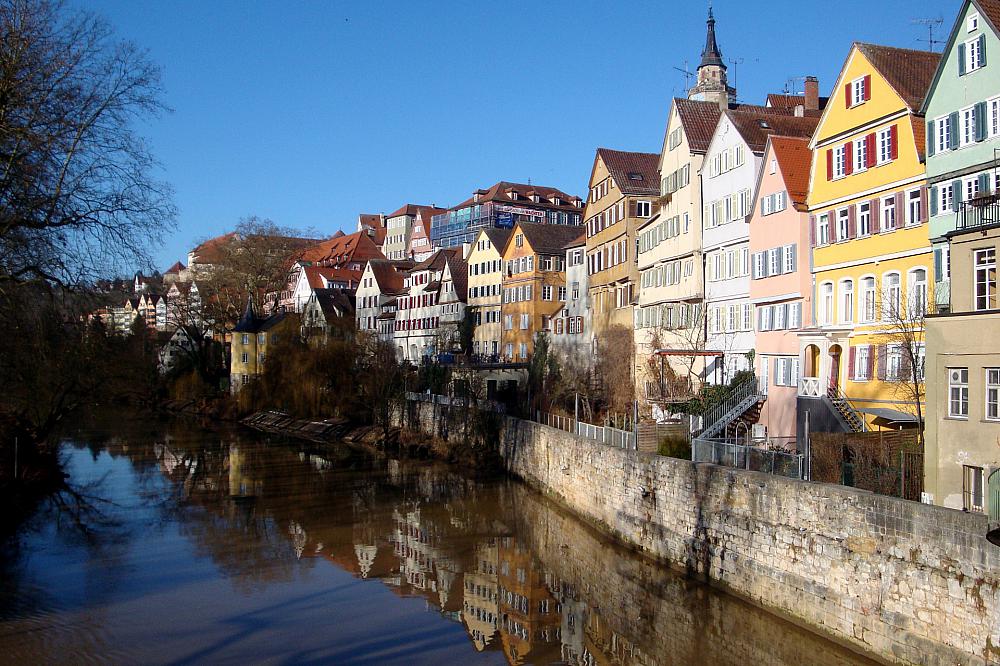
xmin=0 ymin=413 xmax=877 ymax=665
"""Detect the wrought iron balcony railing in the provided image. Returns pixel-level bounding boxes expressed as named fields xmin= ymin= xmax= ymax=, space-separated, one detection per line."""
xmin=957 ymin=194 xmax=1000 ymax=232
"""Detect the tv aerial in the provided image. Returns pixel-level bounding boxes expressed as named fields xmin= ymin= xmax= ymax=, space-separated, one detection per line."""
xmin=912 ymin=17 xmax=944 ymax=52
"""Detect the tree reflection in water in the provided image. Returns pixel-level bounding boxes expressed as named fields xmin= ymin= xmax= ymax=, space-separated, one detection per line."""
xmin=0 ymin=415 xmax=879 ymax=666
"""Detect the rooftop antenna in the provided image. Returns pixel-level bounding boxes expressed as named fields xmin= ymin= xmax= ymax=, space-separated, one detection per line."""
xmin=727 ymin=56 xmax=758 ymax=97
xmin=673 ymin=60 xmax=694 ymax=90
xmin=784 ymin=76 xmax=808 ymax=96
xmin=912 ymin=17 xmax=944 ymax=52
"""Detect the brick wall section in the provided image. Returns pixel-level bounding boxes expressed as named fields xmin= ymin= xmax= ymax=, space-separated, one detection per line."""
xmin=400 ymin=400 xmax=1000 ymax=665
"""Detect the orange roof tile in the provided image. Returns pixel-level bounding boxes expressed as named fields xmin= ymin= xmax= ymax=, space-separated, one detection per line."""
xmin=768 ymin=135 xmax=814 ymax=210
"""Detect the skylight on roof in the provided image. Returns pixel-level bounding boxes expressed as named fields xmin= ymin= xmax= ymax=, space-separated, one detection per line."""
xmin=758 ymin=120 xmax=770 ymax=129
xmin=627 ymin=172 xmax=643 ymax=181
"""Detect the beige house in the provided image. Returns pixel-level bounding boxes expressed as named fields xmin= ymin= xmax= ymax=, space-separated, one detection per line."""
xmin=583 ymin=148 xmax=659 ymax=341
xmin=382 ymin=204 xmax=445 ymax=261
xmin=467 ymin=228 xmax=511 ymax=359
xmin=925 ymin=215 xmax=1000 ymax=512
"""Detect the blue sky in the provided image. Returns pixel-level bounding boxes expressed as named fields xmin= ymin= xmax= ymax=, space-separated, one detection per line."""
xmin=80 ymin=0 xmax=952 ymax=271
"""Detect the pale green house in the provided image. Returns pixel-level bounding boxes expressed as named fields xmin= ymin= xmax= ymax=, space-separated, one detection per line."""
xmin=921 ymin=0 xmax=1000 ymax=311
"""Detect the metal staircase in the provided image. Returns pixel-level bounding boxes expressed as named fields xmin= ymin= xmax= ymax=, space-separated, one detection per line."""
xmin=826 ymin=386 xmax=867 ymax=433
xmin=699 ymin=376 xmax=765 ymax=440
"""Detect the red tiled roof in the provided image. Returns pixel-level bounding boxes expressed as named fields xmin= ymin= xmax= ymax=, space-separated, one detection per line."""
xmin=765 ymin=93 xmax=829 ymax=113
xmin=562 ymin=229 xmax=587 ymax=249
xmin=305 ymin=265 xmax=359 ymax=289
xmin=298 ymin=230 xmax=386 ymax=265
xmin=190 ymin=232 xmax=238 ymax=265
xmin=673 ymin=98 xmax=723 ymax=154
xmin=513 ymin=222 xmax=588 ymax=256
xmin=912 ymin=115 xmax=927 ymax=162
xmin=768 ymin=135 xmax=813 ymax=210
xmin=164 ymin=261 xmax=186 ymax=274
xmin=387 ymin=203 xmax=447 ymax=219
xmin=444 ymin=252 xmax=468 ymax=301
xmin=855 ymin=43 xmax=940 ymax=111
xmin=726 ymin=109 xmax=819 ymax=155
xmin=596 ymin=148 xmax=660 ymax=196
xmin=449 ymin=181 xmax=582 ymax=212
xmin=980 ymin=0 xmax=1000 ymax=34
xmin=367 ymin=259 xmax=410 ymax=294
xmin=482 ymin=227 xmax=513 ymax=249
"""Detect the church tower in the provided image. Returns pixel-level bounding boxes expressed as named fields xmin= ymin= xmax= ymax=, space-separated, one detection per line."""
xmin=688 ymin=8 xmax=736 ymax=109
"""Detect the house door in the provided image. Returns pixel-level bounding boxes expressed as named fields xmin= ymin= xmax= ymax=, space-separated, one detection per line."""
xmin=828 ymin=344 xmax=843 ymax=393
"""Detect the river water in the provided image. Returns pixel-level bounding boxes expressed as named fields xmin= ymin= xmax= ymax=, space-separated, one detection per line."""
xmin=0 ymin=414 xmax=876 ymax=665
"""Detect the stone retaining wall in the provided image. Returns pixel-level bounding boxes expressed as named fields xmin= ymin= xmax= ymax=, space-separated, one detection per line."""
xmin=402 ymin=399 xmax=1000 ymax=665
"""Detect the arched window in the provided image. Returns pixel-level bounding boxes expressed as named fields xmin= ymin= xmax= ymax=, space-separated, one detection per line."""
xmin=839 ymin=279 xmax=854 ymax=324
xmin=883 ymin=272 xmax=901 ymax=320
xmin=860 ymin=276 xmax=876 ymax=322
xmin=908 ymin=268 xmax=928 ymax=318
xmin=820 ymin=282 xmax=834 ymax=324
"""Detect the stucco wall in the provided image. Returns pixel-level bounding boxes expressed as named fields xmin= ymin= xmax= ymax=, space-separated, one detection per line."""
xmin=404 ymin=399 xmax=1000 ymax=665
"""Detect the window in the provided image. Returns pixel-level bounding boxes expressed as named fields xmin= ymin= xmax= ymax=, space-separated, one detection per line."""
xmin=878 ymin=127 xmax=894 ymax=164
xmin=936 ymin=116 xmax=951 ymax=153
xmin=908 ymin=268 xmax=927 ymax=318
xmin=969 ymin=13 xmax=980 ymax=32
xmin=783 ymin=244 xmax=795 ymax=274
xmin=542 ymin=285 xmax=553 ymax=301
xmin=820 ymin=282 xmax=834 ymax=324
xmin=558 ymin=286 xmax=567 ymax=301
xmin=519 ymin=342 xmax=528 ymax=359
xmin=991 ymin=97 xmax=1000 ymax=137
xmin=858 ymin=202 xmax=871 ymax=236
xmin=850 ymin=77 xmax=866 ymax=107
xmin=258 ymin=333 xmax=266 ymax=345
xmin=515 ymin=234 xmax=524 ymax=247
xmin=949 ymin=368 xmax=969 ymax=418
xmin=883 ymin=272 xmax=901 ymax=319
xmin=854 ymin=345 xmax=871 ymax=381
xmin=768 ymin=248 xmax=780 ymax=276
xmin=241 ymin=352 xmax=249 ymax=364
xmin=258 ymin=353 xmax=266 ymax=364
xmin=940 ymin=182 xmax=954 ymax=213
xmin=520 ymin=313 xmax=529 ymax=329
xmin=840 ymin=279 xmax=854 ymax=323
xmin=837 ymin=208 xmax=850 ymax=242
xmin=818 ymin=214 xmax=830 ymax=245
xmin=961 ymin=106 xmax=978 ymax=146
xmin=987 ymin=369 xmax=1000 ymax=421
xmin=966 ymin=36 xmax=984 ymax=73
xmin=906 ymin=189 xmax=922 ymax=226
xmin=636 ymin=201 xmax=651 ymax=217
xmin=885 ymin=344 xmax=902 ymax=380
xmin=833 ymin=145 xmax=846 ymax=178
xmin=881 ymin=196 xmax=896 ymax=232
xmin=964 ymin=465 xmax=985 ymax=513
xmin=976 ymin=248 xmax=997 ymax=310
xmin=241 ymin=334 xmax=249 ymax=345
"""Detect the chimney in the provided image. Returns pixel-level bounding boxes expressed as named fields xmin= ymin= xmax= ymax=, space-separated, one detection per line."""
xmin=804 ymin=76 xmax=819 ymax=111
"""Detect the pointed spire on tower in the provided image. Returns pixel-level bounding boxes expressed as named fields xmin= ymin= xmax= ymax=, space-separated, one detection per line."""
xmin=699 ymin=6 xmax=726 ymax=70
xmin=235 ymin=294 xmax=256 ymax=332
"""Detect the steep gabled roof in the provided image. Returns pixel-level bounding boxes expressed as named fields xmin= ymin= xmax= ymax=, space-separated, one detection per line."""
xmin=769 ymin=135 xmax=814 ymax=210
xmin=313 ymin=288 xmax=355 ymax=318
xmin=765 ymin=93 xmax=829 ymax=113
xmin=513 ymin=222 xmax=588 ymax=256
xmin=449 ymin=181 xmax=582 ymax=211
xmin=298 ymin=230 xmax=386 ymax=265
xmin=443 ymin=252 xmax=468 ymax=301
xmin=482 ymin=227 xmax=513 ymax=250
xmin=367 ymin=259 xmax=411 ymax=294
xmin=304 ymin=265 xmax=359 ymax=289
xmin=562 ymin=229 xmax=587 ymax=249
xmin=726 ymin=110 xmax=820 ymax=155
xmin=387 ymin=203 xmax=447 ymax=219
xmin=595 ymin=148 xmax=660 ymax=196
xmin=673 ymin=98 xmax=723 ymax=154
xmin=920 ymin=0 xmax=1000 ymax=115
xmin=855 ymin=43 xmax=940 ymax=111
xmin=164 ymin=261 xmax=186 ymax=274
xmin=410 ymin=247 xmax=457 ymax=273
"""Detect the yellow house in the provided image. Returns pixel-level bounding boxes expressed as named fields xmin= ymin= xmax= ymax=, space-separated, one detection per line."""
xmin=229 ymin=297 xmax=297 ymax=393
xmin=466 ymin=227 xmax=512 ymax=359
xmin=799 ymin=43 xmax=940 ymax=432
xmin=500 ymin=222 xmax=584 ymax=361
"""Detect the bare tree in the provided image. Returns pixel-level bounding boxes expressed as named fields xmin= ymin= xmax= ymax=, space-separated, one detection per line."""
xmin=872 ymin=278 xmax=931 ymax=442
xmin=642 ymin=301 xmax=709 ymax=403
xmin=0 ymin=0 xmax=175 ymax=287
xmin=595 ymin=324 xmax=636 ymax=426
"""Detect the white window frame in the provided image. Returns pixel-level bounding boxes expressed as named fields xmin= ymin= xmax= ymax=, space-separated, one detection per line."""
xmin=861 ymin=276 xmax=876 ymax=323
xmin=833 ymin=145 xmax=847 ymax=178
xmin=987 ymin=368 xmax=1000 ymax=421
xmin=975 ymin=248 xmax=997 ymax=311
xmin=949 ymin=368 xmax=969 ymax=419
xmin=878 ymin=127 xmax=893 ymax=164
xmin=969 ymin=12 xmax=980 ymax=32
xmin=961 ymin=105 xmax=978 ymax=147
xmin=850 ymin=76 xmax=866 ymax=107
xmin=818 ymin=214 xmax=830 ymax=246
xmin=906 ymin=189 xmax=922 ymax=226
xmin=881 ymin=196 xmax=896 ymax=232
xmin=854 ymin=345 xmax=871 ymax=381
xmin=820 ymin=281 xmax=834 ymax=325
xmin=967 ymin=36 xmax=984 ymax=73
xmin=936 ymin=116 xmax=951 ymax=153
xmin=839 ymin=279 xmax=854 ymax=324
xmin=857 ymin=202 xmax=871 ymax=237
xmin=836 ymin=208 xmax=850 ymax=242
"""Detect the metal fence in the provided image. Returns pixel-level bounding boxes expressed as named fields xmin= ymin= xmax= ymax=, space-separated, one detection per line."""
xmin=577 ymin=421 xmax=636 ymax=450
xmin=535 ymin=411 xmax=576 ymax=433
xmin=692 ymin=437 xmax=805 ymax=479
xmin=405 ymin=391 xmax=507 ymax=413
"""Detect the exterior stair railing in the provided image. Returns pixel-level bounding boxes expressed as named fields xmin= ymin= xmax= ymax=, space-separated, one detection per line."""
xmin=826 ymin=385 xmax=867 ymax=433
xmin=699 ymin=376 xmax=762 ymax=440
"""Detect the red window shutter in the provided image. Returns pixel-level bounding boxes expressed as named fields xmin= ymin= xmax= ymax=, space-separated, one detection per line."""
xmin=876 ymin=345 xmax=887 ymax=381
xmin=871 ymin=198 xmax=881 ymax=233
xmin=844 ymin=141 xmax=854 ymax=175
xmin=889 ymin=124 xmax=898 ymax=160
xmin=848 ymin=346 xmax=857 ymax=379
xmin=866 ymin=133 xmax=877 ymax=168
xmin=848 ymin=205 xmax=857 ymax=237
xmin=826 ymin=149 xmax=833 ymax=180
xmin=809 ymin=215 xmax=817 ymax=247
xmin=894 ymin=191 xmax=904 ymax=228
xmin=577 ymin=316 xmax=583 ymax=332
xmin=844 ymin=83 xmax=852 ymax=108
xmin=866 ymin=347 xmax=874 ymax=380
xmin=919 ymin=185 xmax=928 ymax=223
xmin=863 ymin=74 xmax=872 ymax=101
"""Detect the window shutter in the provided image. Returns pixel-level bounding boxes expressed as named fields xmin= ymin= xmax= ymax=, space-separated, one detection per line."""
xmin=900 ymin=350 xmax=913 ymax=382
xmin=863 ymin=74 xmax=872 ymax=101
xmin=949 ymin=112 xmax=960 ymax=150
xmin=791 ymin=302 xmax=802 ymax=328
xmin=809 ymin=215 xmax=817 ymax=247
xmin=979 ymin=173 xmax=990 ymax=194
xmin=845 ymin=141 xmax=854 ymax=175
xmin=889 ymin=124 xmax=898 ymax=161
xmin=981 ymin=34 xmax=988 ymax=67
xmin=953 ymin=179 xmax=963 ymax=205
xmin=926 ymin=121 xmax=935 ymax=157
xmin=844 ymin=83 xmax=852 ymax=107
xmin=894 ymin=192 xmax=904 ymax=228
xmin=866 ymin=133 xmax=877 ymax=168
xmin=848 ymin=205 xmax=857 ymax=238
xmin=760 ymin=197 xmax=766 ymax=216
xmin=959 ymin=42 xmax=967 ymax=75
xmin=871 ymin=199 xmax=881 ymax=233
xmin=866 ymin=346 xmax=874 ymax=380
xmin=629 ymin=200 xmax=637 ymax=217
xmin=782 ymin=303 xmax=790 ymax=330
xmin=826 ymin=149 xmax=833 ymax=180
xmin=934 ymin=247 xmax=943 ymax=282
xmin=976 ymin=102 xmax=988 ymax=141
xmin=757 ymin=307 xmax=764 ymax=332
xmin=848 ymin=346 xmax=857 ymax=380
xmin=920 ymin=185 xmax=928 ymax=223
xmin=789 ymin=246 xmax=797 ymax=273
xmin=877 ymin=345 xmax=887 ymax=381
xmin=930 ymin=185 xmax=939 ymax=217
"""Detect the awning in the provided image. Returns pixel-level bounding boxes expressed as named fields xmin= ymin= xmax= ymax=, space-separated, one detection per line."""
xmin=856 ymin=407 xmax=922 ymax=424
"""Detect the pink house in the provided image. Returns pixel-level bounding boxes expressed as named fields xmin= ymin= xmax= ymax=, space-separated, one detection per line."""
xmin=747 ymin=135 xmax=814 ymax=443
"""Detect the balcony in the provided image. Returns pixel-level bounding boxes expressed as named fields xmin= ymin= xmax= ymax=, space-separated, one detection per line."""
xmin=956 ymin=193 xmax=1000 ymax=233
xmin=799 ymin=376 xmax=821 ymax=397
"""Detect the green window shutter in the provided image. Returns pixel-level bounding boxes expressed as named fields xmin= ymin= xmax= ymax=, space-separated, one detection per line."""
xmin=976 ymin=102 xmax=988 ymax=141
xmin=953 ymin=179 xmax=963 ymax=204
xmin=949 ymin=112 xmax=960 ymax=149
xmin=981 ymin=34 xmax=987 ymax=67
xmin=959 ymin=42 xmax=967 ymax=75
xmin=930 ymin=184 xmax=938 ymax=216
xmin=927 ymin=120 xmax=936 ymax=156
xmin=979 ymin=173 xmax=990 ymax=193
xmin=934 ymin=248 xmax=943 ymax=283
